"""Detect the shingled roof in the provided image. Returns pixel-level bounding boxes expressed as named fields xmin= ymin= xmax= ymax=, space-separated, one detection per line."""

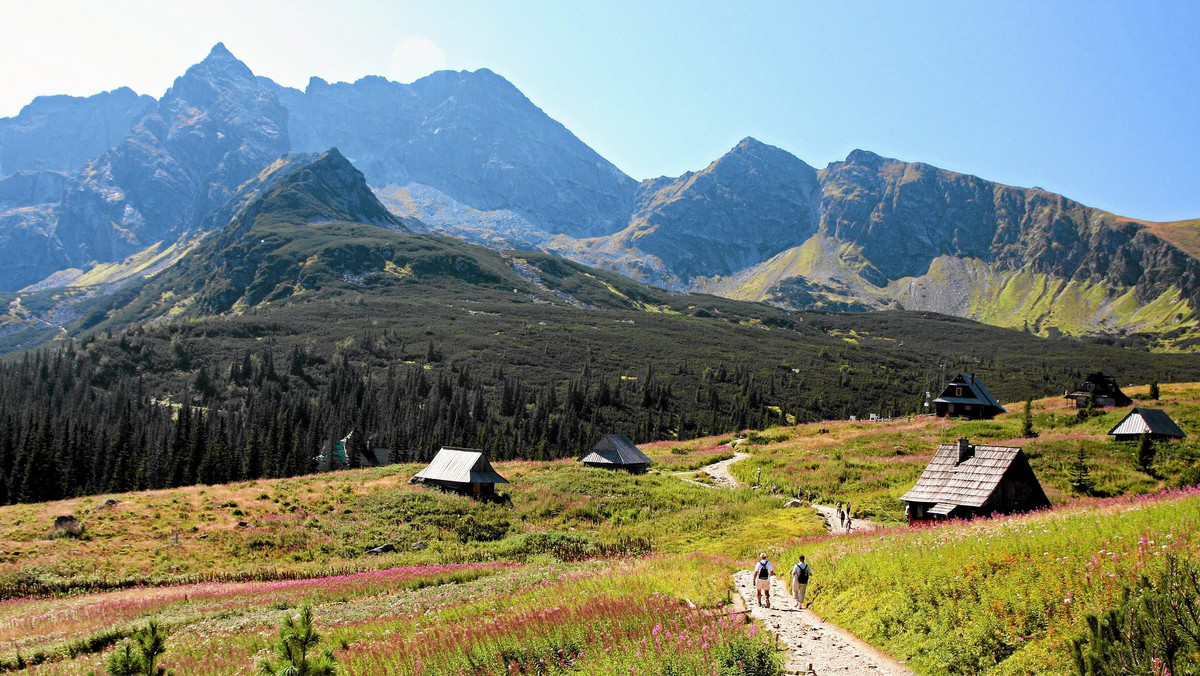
xmin=933 ymin=373 xmax=1007 ymax=413
xmin=1108 ymin=408 xmax=1187 ymax=439
xmin=411 ymin=447 xmax=508 ymax=485
xmin=579 ymin=434 xmax=652 ymax=467
xmin=900 ymin=441 xmax=1027 ymax=508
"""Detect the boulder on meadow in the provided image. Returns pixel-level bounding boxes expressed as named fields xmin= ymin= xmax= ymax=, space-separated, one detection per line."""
xmin=366 ymin=543 xmax=396 ymax=554
xmin=99 ymin=498 xmax=119 ymax=509
xmin=412 ymin=541 xmax=428 ymax=551
xmin=783 ymin=499 xmax=803 ymax=508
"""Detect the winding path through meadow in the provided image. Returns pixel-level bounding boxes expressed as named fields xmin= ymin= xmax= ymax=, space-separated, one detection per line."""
xmin=687 ymin=452 xmax=908 ymax=675
xmin=733 ymin=570 xmax=915 ymax=675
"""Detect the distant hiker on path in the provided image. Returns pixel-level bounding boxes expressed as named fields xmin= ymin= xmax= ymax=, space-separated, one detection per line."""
xmin=753 ymin=553 xmax=775 ymax=608
xmin=791 ymin=555 xmax=811 ymax=609
xmin=836 ymin=504 xmax=845 ymax=528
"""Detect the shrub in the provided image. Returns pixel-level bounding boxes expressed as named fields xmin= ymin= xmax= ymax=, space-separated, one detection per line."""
xmin=712 ymin=632 xmax=783 ymax=675
xmin=1070 ymin=553 xmax=1200 ymax=676
xmin=106 ymin=621 xmax=172 ymax=676
xmin=257 ymin=605 xmax=337 ymax=676
xmin=454 ymin=513 xmax=511 ymax=543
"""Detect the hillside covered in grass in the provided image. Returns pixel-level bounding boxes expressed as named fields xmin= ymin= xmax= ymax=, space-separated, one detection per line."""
xmin=718 ymin=382 xmax=1200 ymax=522
xmin=4 ymin=152 xmax=1200 ymax=508
xmin=793 ymin=489 xmax=1200 ymax=675
xmin=0 ymin=456 xmax=816 ymax=674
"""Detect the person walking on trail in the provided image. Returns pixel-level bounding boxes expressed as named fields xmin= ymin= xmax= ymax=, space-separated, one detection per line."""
xmin=836 ymin=505 xmax=845 ymax=528
xmin=791 ymin=555 xmax=812 ymax=609
xmin=753 ymin=553 xmax=775 ymax=608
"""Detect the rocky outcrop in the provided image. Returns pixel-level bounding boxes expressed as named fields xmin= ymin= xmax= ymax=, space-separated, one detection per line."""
xmin=269 ymin=69 xmax=637 ymax=240
xmin=607 ymin=138 xmax=820 ymax=283
xmin=813 ymin=150 xmax=1200 ymax=310
xmin=0 ymin=43 xmax=291 ymax=291
xmin=0 ymin=88 xmax=154 ymax=177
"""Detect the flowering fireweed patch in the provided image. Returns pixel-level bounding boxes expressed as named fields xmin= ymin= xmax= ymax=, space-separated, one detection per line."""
xmin=11 ymin=556 xmax=780 ymax=676
xmin=788 ymin=487 xmax=1200 ymax=675
xmin=0 ymin=563 xmax=513 ymax=666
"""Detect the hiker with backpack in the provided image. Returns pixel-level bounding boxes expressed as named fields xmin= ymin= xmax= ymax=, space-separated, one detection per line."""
xmin=791 ymin=555 xmax=812 ymax=609
xmin=753 ymin=553 xmax=775 ymax=607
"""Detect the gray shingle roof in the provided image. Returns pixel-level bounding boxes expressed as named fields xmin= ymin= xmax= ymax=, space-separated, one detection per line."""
xmin=579 ymin=434 xmax=652 ymax=466
xmin=1108 ymin=408 xmax=1187 ymax=438
xmin=899 ymin=443 xmax=1025 ymax=508
xmin=411 ymin=447 xmax=508 ymax=484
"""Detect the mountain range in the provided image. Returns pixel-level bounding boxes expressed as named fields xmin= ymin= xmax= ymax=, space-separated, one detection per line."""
xmin=2 ymin=43 xmax=1198 ymax=350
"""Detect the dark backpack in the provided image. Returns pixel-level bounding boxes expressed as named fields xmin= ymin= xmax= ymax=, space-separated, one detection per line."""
xmin=757 ymin=562 xmax=770 ymax=579
xmin=795 ymin=563 xmax=810 ymax=584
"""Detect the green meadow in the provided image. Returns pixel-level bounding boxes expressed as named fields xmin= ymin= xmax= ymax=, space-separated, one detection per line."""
xmin=2 ymin=383 xmax=1199 ymax=675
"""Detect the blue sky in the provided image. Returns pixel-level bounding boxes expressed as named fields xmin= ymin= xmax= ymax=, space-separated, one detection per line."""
xmin=3 ymin=0 xmax=1198 ymax=220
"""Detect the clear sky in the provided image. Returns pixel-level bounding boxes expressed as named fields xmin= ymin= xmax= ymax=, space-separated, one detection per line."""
xmin=2 ymin=0 xmax=1198 ymax=220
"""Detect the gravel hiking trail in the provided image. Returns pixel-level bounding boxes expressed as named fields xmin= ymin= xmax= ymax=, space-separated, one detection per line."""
xmin=811 ymin=503 xmax=881 ymax=534
xmin=684 ymin=453 xmax=907 ymax=674
xmin=733 ymin=569 xmax=915 ymax=676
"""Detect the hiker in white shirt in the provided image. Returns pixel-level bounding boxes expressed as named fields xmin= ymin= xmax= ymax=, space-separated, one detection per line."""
xmin=753 ymin=553 xmax=775 ymax=608
xmin=791 ymin=555 xmax=812 ymax=609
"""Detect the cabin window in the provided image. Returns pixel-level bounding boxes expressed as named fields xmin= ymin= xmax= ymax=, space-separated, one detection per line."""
xmin=965 ymin=405 xmax=972 ymax=410
xmin=955 ymin=387 xmax=963 ymax=397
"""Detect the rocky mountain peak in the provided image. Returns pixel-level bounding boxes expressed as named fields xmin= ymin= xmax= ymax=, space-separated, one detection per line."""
xmin=710 ymin=137 xmax=817 ymax=177
xmin=841 ymin=148 xmax=887 ymax=168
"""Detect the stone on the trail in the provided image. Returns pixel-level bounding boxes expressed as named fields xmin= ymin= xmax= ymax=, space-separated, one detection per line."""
xmin=412 ymin=541 xmax=428 ymax=551
xmin=366 ymin=543 xmax=396 ymax=554
xmin=784 ymin=499 xmax=803 ymax=508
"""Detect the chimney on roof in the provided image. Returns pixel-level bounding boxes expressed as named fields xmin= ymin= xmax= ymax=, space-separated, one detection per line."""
xmin=957 ymin=437 xmax=974 ymax=464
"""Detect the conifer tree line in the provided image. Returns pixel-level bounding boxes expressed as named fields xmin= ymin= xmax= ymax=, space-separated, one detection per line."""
xmin=0 ymin=323 xmax=1181 ymax=505
xmin=0 ymin=329 xmax=943 ymax=505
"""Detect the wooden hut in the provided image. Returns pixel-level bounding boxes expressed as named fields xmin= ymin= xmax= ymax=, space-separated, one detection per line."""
xmin=410 ymin=447 xmax=509 ymax=497
xmin=579 ymin=434 xmax=652 ymax=473
xmin=1107 ymin=408 xmax=1186 ymax=442
xmin=933 ymin=373 xmax=1007 ymax=420
xmin=1065 ymin=373 xmax=1132 ymax=408
xmin=900 ymin=438 xmax=1050 ymax=523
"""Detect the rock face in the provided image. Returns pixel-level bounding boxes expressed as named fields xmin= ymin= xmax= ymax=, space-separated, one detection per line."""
xmin=0 ymin=88 xmax=154 ymax=176
xmin=558 ymin=138 xmax=820 ymax=285
xmin=120 ymin=148 xmax=415 ymax=317
xmin=269 ymin=70 xmax=637 ymax=240
xmin=0 ymin=43 xmax=290 ymax=290
xmin=1 ymin=44 xmax=1197 ymax=346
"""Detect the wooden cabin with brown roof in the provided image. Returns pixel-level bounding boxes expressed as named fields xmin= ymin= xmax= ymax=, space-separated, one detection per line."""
xmin=410 ymin=447 xmax=509 ymax=498
xmin=933 ymin=374 xmax=1007 ymax=420
xmin=1065 ymin=373 xmax=1132 ymax=408
xmin=579 ymin=434 xmax=652 ymax=473
xmin=900 ymin=438 xmax=1050 ymax=523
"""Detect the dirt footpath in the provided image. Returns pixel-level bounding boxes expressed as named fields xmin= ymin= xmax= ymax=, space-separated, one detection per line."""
xmin=733 ymin=569 xmax=915 ymax=675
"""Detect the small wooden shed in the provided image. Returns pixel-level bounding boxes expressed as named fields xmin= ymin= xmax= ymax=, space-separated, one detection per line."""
xmin=1065 ymin=373 xmax=1132 ymax=408
xmin=933 ymin=374 xmax=1007 ymax=420
xmin=1107 ymin=408 xmax=1187 ymax=442
xmin=900 ymin=438 xmax=1050 ymax=523
xmin=410 ymin=447 xmax=509 ymax=497
xmin=579 ymin=434 xmax=652 ymax=473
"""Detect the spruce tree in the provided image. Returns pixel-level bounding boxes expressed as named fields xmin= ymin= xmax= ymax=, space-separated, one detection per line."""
xmin=1138 ymin=432 xmax=1157 ymax=474
xmin=1150 ymin=381 xmax=1161 ymax=401
xmin=1068 ymin=446 xmax=1095 ymax=495
xmin=1022 ymin=398 xmax=1037 ymax=438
